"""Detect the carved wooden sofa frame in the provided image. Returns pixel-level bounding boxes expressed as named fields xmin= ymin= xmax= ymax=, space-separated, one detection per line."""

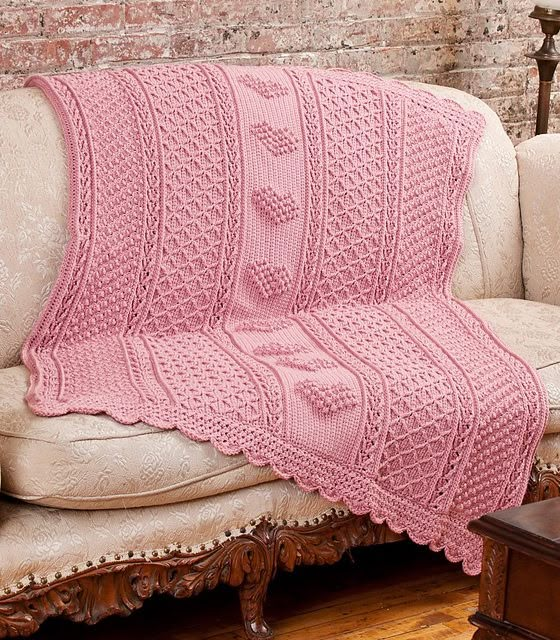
xmin=1 ymin=467 xmax=558 ymax=640
xmin=1 ymin=77 xmax=560 ymax=639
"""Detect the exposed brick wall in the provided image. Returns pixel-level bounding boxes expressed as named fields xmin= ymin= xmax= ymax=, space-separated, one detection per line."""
xmin=0 ymin=0 xmax=556 ymax=141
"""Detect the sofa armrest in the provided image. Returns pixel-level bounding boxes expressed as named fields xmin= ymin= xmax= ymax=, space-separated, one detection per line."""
xmin=517 ymin=134 xmax=560 ymax=306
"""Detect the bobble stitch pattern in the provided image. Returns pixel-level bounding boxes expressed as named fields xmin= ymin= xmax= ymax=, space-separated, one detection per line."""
xmin=276 ymin=356 xmax=337 ymax=371
xmin=254 ymin=342 xmax=309 ymax=357
xmin=252 ymin=186 xmax=299 ymax=224
xmin=235 ymin=318 xmax=293 ymax=332
xmin=249 ymin=260 xmax=291 ymax=299
xmin=296 ymin=380 xmax=359 ymax=415
xmin=251 ymin=122 xmax=298 ymax=157
xmin=238 ymin=74 xmax=290 ymax=99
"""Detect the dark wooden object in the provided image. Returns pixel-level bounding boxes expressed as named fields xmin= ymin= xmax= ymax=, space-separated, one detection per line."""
xmin=526 ymin=460 xmax=560 ymax=503
xmin=0 ymin=511 xmax=393 ymax=639
xmin=469 ymin=497 xmax=560 ymax=640
xmin=1 ymin=461 xmax=559 ymax=639
xmin=527 ymin=5 xmax=560 ymax=135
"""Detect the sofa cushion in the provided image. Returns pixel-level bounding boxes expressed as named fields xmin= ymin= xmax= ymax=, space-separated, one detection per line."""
xmin=0 ymin=365 xmax=277 ymax=509
xmin=0 ymin=480 xmax=358 ymax=592
xmin=0 ymin=84 xmax=524 ymax=371
xmin=465 ymin=298 xmax=560 ymax=433
xmin=1 ymin=299 xmax=557 ymax=510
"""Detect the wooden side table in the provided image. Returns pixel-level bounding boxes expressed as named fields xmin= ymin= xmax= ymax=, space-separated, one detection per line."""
xmin=469 ymin=498 xmax=560 ymax=640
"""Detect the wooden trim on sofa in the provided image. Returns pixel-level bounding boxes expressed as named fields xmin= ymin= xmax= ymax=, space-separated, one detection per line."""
xmin=1 ymin=459 xmax=559 ymax=640
xmin=524 ymin=458 xmax=560 ymax=504
xmin=0 ymin=509 xmax=395 ymax=639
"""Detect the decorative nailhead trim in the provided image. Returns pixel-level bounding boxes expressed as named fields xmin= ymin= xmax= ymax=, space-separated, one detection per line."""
xmin=1 ymin=507 xmax=349 ymax=595
xmin=535 ymin=456 xmax=560 ymax=474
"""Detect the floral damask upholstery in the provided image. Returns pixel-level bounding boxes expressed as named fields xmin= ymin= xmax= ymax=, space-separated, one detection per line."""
xmin=0 ymin=88 xmax=67 ymax=370
xmin=0 ymin=81 xmax=559 ymax=597
xmin=517 ymin=134 xmax=560 ymax=307
xmin=0 ymin=480 xmax=349 ymax=591
xmin=465 ymin=298 xmax=560 ymax=432
xmin=0 ymin=365 xmax=277 ymax=509
xmin=0 ymin=298 xmax=557 ymax=511
xmin=0 ymin=85 xmax=523 ymax=371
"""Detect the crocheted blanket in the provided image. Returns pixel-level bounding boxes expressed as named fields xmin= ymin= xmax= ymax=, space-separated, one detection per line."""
xmin=23 ymin=64 xmax=548 ymax=574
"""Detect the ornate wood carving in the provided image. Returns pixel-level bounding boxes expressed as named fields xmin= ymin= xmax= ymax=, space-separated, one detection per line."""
xmin=2 ymin=460 xmax=557 ymax=639
xmin=0 ymin=511 xmax=386 ymax=640
xmin=477 ymin=539 xmax=508 ymax=620
xmin=524 ymin=460 xmax=560 ymax=504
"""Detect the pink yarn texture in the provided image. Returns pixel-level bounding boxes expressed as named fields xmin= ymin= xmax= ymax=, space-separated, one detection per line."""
xmin=23 ymin=64 xmax=548 ymax=574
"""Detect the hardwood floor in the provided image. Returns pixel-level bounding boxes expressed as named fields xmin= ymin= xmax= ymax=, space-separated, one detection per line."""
xmin=31 ymin=540 xmax=478 ymax=639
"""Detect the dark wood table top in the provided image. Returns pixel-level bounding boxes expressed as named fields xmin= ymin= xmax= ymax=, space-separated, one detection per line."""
xmin=468 ymin=498 xmax=560 ymax=567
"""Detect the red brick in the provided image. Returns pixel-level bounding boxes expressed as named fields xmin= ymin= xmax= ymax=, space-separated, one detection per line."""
xmin=302 ymin=0 xmax=406 ymax=21
xmin=43 ymin=4 xmax=122 ymax=36
xmin=484 ymin=94 xmax=530 ymax=122
xmin=408 ymin=69 xmax=472 ymax=93
xmin=125 ymin=1 xmax=198 ymax=31
xmin=405 ymin=44 xmax=458 ymax=75
xmin=392 ymin=16 xmax=456 ymax=45
xmin=413 ymin=0 xmax=476 ymax=15
xmin=0 ymin=37 xmax=91 ymax=74
xmin=200 ymin=0 xmax=301 ymax=25
xmin=336 ymin=47 xmax=405 ymax=75
xmin=0 ymin=7 xmax=43 ymax=38
xmin=0 ymin=0 xmax=552 ymax=141
xmin=309 ymin=19 xmax=390 ymax=51
xmin=266 ymin=50 xmax=339 ymax=68
xmin=505 ymin=120 xmax=535 ymax=143
xmin=91 ymin=34 xmax=170 ymax=65
xmin=509 ymin=11 xmax=543 ymax=39
xmin=171 ymin=25 xmax=307 ymax=58
xmin=454 ymin=13 xmax=508 ymax=42
xmin=469 ymin=66 xmax=529 ymax=98
xmin=456 ymin=38 xmax=540 ymax=68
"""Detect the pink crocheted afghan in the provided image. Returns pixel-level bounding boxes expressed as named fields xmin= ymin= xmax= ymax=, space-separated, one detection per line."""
xmin=23 ymin=64 xmax=548 ymax=574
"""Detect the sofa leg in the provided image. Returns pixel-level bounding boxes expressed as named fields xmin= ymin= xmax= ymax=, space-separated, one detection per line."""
xmin=238 ymin=574 xmax=274 ymax=640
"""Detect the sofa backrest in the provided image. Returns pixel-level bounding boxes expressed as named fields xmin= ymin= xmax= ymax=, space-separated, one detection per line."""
xmin=0 ymin=80 xmax=524 ymax=370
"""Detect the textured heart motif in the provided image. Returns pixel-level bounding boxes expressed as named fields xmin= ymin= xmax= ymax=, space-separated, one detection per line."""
xmin=252 ymin=186 xmax=299 ymax=224
xmin=235 ymin=318 xmax=293 ymax=333
xmin=277 ymin=356 xmax=337 ymax=372
xmin=238 ymin=74 xmax=289 ymax=99
xmin=251 ymin=122 xmax=298 ymax=157
xmin=254 ymin=343 xmax=308 ymax=357
xmin=249 ymin=260 xmax=291 ymax=299
xmin=296 ymin=380 xmax=359 ymax=415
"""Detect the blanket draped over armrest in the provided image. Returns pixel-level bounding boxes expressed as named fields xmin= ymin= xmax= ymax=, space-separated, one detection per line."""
xmin=23 ymin=64 xmax=548 ymax=574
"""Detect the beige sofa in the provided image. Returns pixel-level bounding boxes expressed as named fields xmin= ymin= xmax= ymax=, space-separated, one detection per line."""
xmin=0 ymin=81 xmax=559 ymax=639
